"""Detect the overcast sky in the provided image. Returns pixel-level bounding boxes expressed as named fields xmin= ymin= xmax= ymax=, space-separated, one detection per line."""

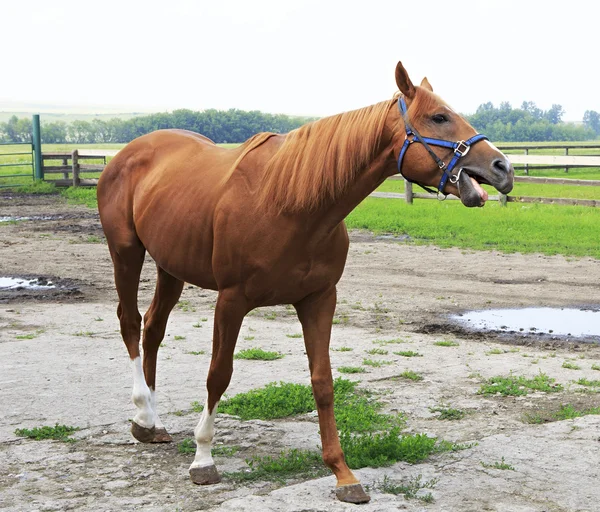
xmin=2 ymin=0 xmax=597 ymax=121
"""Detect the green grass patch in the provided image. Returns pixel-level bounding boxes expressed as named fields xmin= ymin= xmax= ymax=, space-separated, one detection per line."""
xmin=332 ymin=346 xmax=353 ymax=352
xmin=373 ymin=338 xmax=406 ymax=345
xmin=523 ymin=403 xmax=600 ymax=424
xmin=576 ymin=378 xmax=600 ymax=387
xmin=187 ymin=350 xmax=205 ymax=356
xmin=479 ymin=373 xmax=563 ymax=396
xmin=234 ymin=348 xmax=283 ymax=361
xmin=481 ymin=457 xmax=515 ymax=471
xmin=15 ymin=424 xmax=79 ymax=442
xmin=225 ymin=448 xmax=328 ymax=482
xmin=375 ymin=474 xmax=438 ymax=503
xmin=562 ymin=361 xmax=581 ymax=370
xmin=341 ymin=429 xmax=437 ymax=469
xmin=286 ymin=333 xmax=303 ymax=338
xmin=338 ymin=366 xmax=367 ymax=374
xmin=346 ymin=197 xmax=600 ymax=259
xmin=433 ymin=340 xmax=459 ymax=347
xmin=430 ymin=407 xmax=466 ymax=420
xmin=366 ymin=348 xmax=388 ymax=355
xmin=362 ymin=358 xmax=393 ymax=367
xmin=396 ymin=370 xmax=424 ymax=382
xmin=394 ymin=350 xmax=422 ymax=358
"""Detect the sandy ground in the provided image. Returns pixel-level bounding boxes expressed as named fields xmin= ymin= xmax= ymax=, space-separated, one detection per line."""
xmin=1 ymin=192 xmax=599 ymax=512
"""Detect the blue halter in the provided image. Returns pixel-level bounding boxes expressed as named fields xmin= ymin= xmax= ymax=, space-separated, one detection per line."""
xmin=397 ymin=97 xmax=488 ymax=198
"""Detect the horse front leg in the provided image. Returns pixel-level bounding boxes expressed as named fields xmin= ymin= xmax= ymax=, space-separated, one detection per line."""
xmin=189 ymin=289 xmax=246 ymax=485
xmin=295 ymin=287 xmax=370 ymax=504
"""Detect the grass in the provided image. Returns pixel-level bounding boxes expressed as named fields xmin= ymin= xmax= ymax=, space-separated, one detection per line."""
xmin=233 ymin=348 xmax=283 ymax=361
xmin=478 ymin=373 xmax=563 ymax=396
xmin=225 ymin=449 xmax=328 ymax=482
xmin=365 ymin=348 xmax=388 ymax=355
xmin=433 ymin=340 xmax=459 ymax=347
xmin=394 ymin=350 xmax=422 ymax=357
xmin=338 ymin=366 xmax=367 ymax=374
xmin=481 ymin=457 xmax=515 ymax=471
xmin=576 ymin=378 xmax=600 ymax=388
xmin=332 ymin=346 xmax=353 ymax=352
xmin=363 ymin=358 xmax=393 ymax=367
xmin=346 ymin=196 xmax=600 ymax=259
xmin=430 ymin=407 xmax=466 ymax=420
xmin=523 ymin=403 xmax=600 ymax=424
xmin=562 ymin=361 xmax=581 ymax=370
xmin=15 ymin=424 xmax=79 ymax=442
xmin=396 ymin=370 xmax=424 ymax=382
xmin=375 ymin=474 xmax=438 ymax=503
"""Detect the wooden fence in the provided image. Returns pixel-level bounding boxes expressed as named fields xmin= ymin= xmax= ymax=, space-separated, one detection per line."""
xmin=41 ymin=149 xmax=600 ymax=207
xmin=41 ymin=150 xmax=119 ymax=187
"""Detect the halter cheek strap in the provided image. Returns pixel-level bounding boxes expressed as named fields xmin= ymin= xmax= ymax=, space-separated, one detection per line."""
xmin=396 ymin=97 xmax=488 ymax=199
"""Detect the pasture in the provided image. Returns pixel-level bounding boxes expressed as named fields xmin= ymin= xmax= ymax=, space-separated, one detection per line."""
xmin=1 ymin=192 xmax=599 ymax=511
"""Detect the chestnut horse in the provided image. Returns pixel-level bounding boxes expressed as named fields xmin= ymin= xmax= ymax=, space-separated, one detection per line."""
xmin=97 ymin=62 xmax=513 ymax=503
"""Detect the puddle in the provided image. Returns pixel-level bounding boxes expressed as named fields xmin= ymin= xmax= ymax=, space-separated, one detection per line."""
xmin=0 ymin=277 xmax=55 ymax=290
xmin=452 ymin=307 xmax=600 ymax=340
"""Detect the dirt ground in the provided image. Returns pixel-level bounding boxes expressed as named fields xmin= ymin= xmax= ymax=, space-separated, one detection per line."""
xmin=1 ymin=192 xmax=599 ymax=512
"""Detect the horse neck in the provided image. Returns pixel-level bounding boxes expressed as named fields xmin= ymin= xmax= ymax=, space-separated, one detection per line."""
xmin=309 ymin=110 xmax=398 ymax=236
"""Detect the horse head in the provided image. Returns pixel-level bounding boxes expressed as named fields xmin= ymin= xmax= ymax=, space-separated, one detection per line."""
xmin=393 ymin=62 xmax=514 ymax=207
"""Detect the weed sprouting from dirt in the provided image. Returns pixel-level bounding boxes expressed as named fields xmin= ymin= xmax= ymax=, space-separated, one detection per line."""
xmin=394 ymin=350 xmax=422 ymax=358
xmin=234 ymin=348 xmax=283 ymax=361
xmin=373 ymin=474 xmax=438 ymax=503
xmin=434 ymin=340 xmax=459 ymax=347
xmin=523 ymin=404 xmax=600 ymax=424
xmin=15 ymin=424 xmax=79 ymax=443
xmin=430 ymin=407 xmax=466 ymax=420
xmin=366 ymin=348 xmax=388 ymax=355
xmin=481 ymin=457 xmax=515 ymax=471
xmin=225 ymin=449 xmax=328 ymax=482
xmin=338 ymin=366 xmax=367 ymax=374
xmin=479 ymin=372 xmax=563 ymax=396
xmin=562 ymin=361 xmax=581 ymax=370
xmin=396 ymin=370 xmax=424 ymax=382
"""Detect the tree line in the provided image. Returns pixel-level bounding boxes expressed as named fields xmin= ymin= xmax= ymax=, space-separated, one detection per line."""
xmin=1 ymin=102 xmax=599 ymax=144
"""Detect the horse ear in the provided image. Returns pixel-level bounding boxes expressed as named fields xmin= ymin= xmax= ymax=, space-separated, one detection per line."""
xmin=420 ymin=77 xmax=433 ymax=92
xmin=395 ymin=61 xmax=415 ymax=99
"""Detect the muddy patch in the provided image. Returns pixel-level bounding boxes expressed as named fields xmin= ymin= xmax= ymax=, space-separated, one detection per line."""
xmin=0 ymin=274 xmax=83 ymax=303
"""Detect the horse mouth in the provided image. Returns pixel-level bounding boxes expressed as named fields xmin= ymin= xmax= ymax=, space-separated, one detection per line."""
xmin=457 ymin=168 xmax=489 ymax=207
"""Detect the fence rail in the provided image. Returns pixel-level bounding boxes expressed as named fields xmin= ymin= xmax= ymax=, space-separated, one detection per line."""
xmin=40 ymin=148 xmax=600 ymax=207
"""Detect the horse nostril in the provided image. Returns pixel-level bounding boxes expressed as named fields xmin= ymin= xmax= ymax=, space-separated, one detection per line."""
xmin=493 ymin=158 xmax=509 ymax=174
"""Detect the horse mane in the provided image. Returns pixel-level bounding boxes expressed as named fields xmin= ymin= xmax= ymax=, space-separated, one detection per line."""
xmin=256 ymin=99 xmax=396 ymax=213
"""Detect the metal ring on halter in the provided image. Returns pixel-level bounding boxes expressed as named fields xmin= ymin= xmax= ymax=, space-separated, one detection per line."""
xmin=449 ymin=168 xmax=463 ymax=185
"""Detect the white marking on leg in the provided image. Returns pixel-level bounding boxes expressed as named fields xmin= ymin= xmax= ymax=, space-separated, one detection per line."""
xmin=189 ymin=399 xmax=218 ymax=469
xmin=150 ymin=390 xmax=165 ymax=429
xmin=131 ymin=357 xmax=154 ymax=429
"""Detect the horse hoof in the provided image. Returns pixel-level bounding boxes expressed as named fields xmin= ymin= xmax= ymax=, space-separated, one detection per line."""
xmin=335 ymin=483 xmax=371 ymax=504
xmin=190 ymin=464 xmax=221 ymax=485
xmin=151 ymin=427 xmax=173 ymax=443
xmin=131 ymin=421 xmax=156 ymax=443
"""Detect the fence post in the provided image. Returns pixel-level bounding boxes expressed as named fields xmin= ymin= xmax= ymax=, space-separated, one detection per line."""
xmin=72 ymin=149 xmax=80 ymax=187
xmin=404 ymin=179 xmax=413 ymax=204
xmin=499 ymin=193 xmax=507 ymax=207
xmin=524 ymin=148 xmax=529 ymax=175
xmin=564 ymin=147 xmax=569 ymax=174
xmin=32 ymin=114 xmax=43 ymax=180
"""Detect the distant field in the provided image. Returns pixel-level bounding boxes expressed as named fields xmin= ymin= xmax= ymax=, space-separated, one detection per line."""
xmin=0 ymin=112 xmax=147 ymax=123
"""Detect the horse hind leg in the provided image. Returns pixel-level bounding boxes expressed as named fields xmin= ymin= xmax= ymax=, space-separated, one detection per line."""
xmin=135 ymin=266 xmax=185 ymax=443
xmin=105 ymin=239 xmax=157 ymax=441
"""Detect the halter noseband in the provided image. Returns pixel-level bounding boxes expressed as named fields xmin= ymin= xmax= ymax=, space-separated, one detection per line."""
xmin=396 ymin=96 xmax=488 ymax=199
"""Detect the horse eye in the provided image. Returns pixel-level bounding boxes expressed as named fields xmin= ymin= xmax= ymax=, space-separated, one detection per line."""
xmin=431 ymin=114 xmax=448 ymax=124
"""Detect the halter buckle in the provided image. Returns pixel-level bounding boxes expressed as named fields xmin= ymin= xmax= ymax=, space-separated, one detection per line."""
xmin=437 ymin=191 xmax=447 ymax=201
xmin=454 ymin=141 xmax=470 ymax=157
